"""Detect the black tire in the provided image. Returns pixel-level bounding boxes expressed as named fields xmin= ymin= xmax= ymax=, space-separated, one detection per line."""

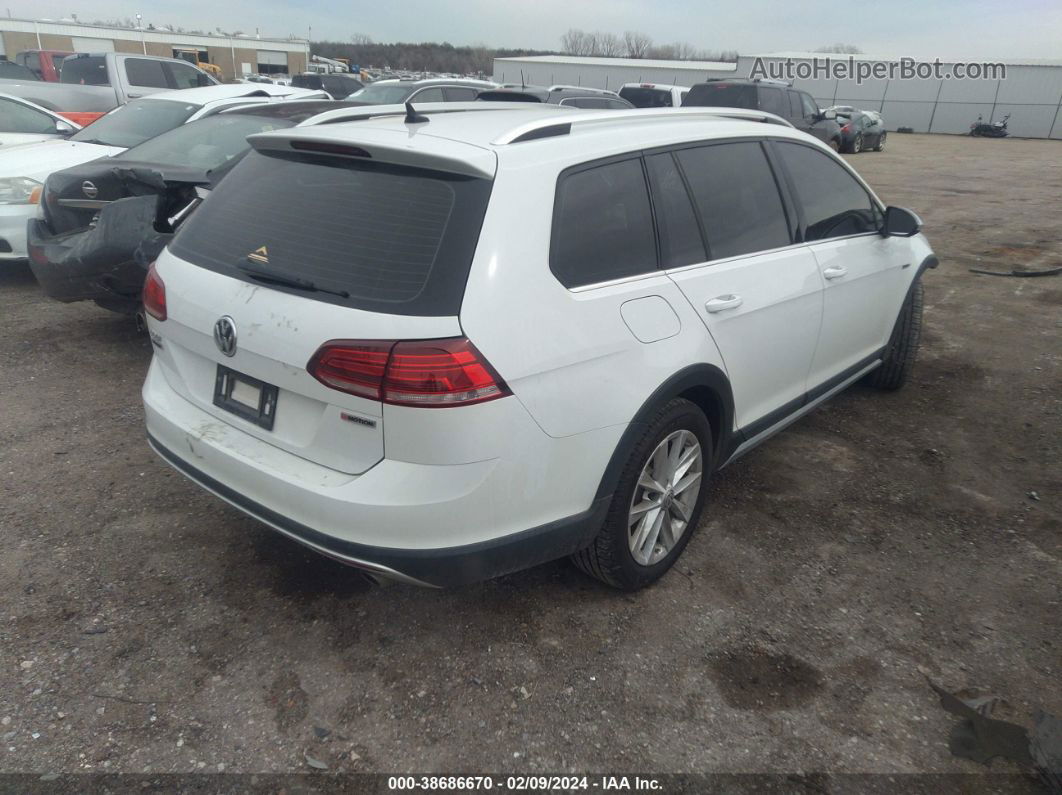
xmin=828 ymin=138 xmax=841 ymax=152
xmin=571 ymin=398 xmax=712 ymax=590
xmin=865 ymin=279 xmax=923 ymax=390
xmin=852 ymin=133 xmax=863 ymax=153
xmin=874 ymin=132 xmax=886 ymax=152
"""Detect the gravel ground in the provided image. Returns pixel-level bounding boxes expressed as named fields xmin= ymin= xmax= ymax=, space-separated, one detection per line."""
xmin=0 ymin=133 xmax=1059 ymax=781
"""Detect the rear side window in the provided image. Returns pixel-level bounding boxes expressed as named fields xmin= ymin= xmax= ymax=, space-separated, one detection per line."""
xmin=550 ymin=158 xmax=656 ymax=288
xmin=443 ymin=87 xmax=479 ymax=101
xmin=759 ymin=87 xmax=786 ymax=117
xmin=61 ymin=56 xmax=109 ymax=86
xmin=170 ymin=151 xmax=493 ymax=316
xmin=787 ymin=91 xmax=802 ymax=118
xmin=645 ymin=153 xmax=706 ymax=268
xmin=773 ymin=142 xmax=879 ymax=241
xmin=411 ymin=87 xmax=444 ymax=102
xmin=125 ymin=58 xmax=169 ymax=88
xmin=675 ymin=142 xmax=791 ymax=260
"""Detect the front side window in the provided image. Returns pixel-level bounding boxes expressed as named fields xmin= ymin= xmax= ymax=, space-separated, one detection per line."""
xmin=167 ymin=61 xmax=212 ymax=89
xmin=675 ymin=141 xmax=791 ymax=260
xmin=550 ymin=158 xmax=657 ymax=288
xmin=787 ymin=91 xmax=803 ymax=119
xmin=347 ymin=83 xmax=414 ymax=104
xmin=799 ymin=92 xmax=819 ymax=118
xmin=759 ymin=87 xmax=786 ymax=117
xmin=0 ymin=97 xmax=58 ymax=134
xmin=619 ymin=87 xmax=672 ymax=108
xmin=774 ymin=141 xmax=879 ymax=241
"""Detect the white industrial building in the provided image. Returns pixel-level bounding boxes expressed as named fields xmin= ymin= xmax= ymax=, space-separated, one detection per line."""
xmin=493 ymin=52 xmax=1062 ymax=139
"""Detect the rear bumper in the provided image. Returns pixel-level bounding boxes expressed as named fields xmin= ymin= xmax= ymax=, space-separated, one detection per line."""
xmin=148 ymin=431 xmax=608 ymax=587
xmin=0 ymin=205 xmax=33 ymax=261
xmin=143 ymin=358 xmax=615 ymax=587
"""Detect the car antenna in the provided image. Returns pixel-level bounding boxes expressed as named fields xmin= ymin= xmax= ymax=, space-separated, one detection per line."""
xmin=404 ymin=101 xmax=429 ymax=124
xmin=520 ymin=69 xmax=525 ymax=89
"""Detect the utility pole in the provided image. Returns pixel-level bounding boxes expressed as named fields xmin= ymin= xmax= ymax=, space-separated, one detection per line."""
xmin=136 ymin=13 xmax=146 ymax=54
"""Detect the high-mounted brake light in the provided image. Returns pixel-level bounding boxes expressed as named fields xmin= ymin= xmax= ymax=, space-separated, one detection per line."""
xmin=307 ymin=337 xmax=509 ymax=408
xmin=143 ymin=262 xmax=166 ymax=321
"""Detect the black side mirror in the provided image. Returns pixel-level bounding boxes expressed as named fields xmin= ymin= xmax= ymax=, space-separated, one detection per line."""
xmin=882 ymin=206 xmax=923 ymax=237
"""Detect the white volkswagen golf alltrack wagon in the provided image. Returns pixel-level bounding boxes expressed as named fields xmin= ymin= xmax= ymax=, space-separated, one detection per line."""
xmin=142 ymin=103 xmax=936 ymax=589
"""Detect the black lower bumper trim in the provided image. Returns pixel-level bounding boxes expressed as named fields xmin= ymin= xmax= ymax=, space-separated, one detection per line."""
xmin=147 ymin=432 xmax=610 ymax=588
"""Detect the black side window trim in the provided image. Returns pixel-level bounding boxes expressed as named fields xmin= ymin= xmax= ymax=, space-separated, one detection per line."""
xmin=549 ymin=151 xmax=661 ymax=289
xmin=765 ymin=137 xmax=884 ymax=243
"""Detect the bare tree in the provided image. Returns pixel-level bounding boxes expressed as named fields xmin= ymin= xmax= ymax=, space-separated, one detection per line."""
xmin=583 ymin=31 xmax=600 ymax=56
xmin=560 ymin=28 xmax=587 ymax=55
xmin=816 ymin=43 xmax=863 ymax=54
xmin=624 ymin=30 xmax=652 ymax=58
xmin=350 ymin=33 xmax=374 ymax=45
xmin=597 ymin=32 xmax=622 ymax=57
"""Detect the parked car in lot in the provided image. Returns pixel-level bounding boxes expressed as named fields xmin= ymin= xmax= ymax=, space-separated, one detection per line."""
xmin=0 ymin=83 xmax=326 ymax=264
xmin=477 ymin=84 xmax=633 ymax=109
xmin=684 ymin=79 xmax=842 ymax=150
xmin=619 ymin=83 xmax=690 ymax=108
xmin=28 ymin=100 xmax=351 ymax=313
xmin=0 ymin=52 xmax=220 ymax=126
xmin=0 ymin=93 xmax=80 ymax=147
xmin=291 ymin=72 xmax=364 ymax=99
xmin=837 ymin=110 xmax=887 ymax=153
xmin=141 ymin=104 xmax=936 ymax=590
xmin=347 ymin=77 xmax=497 ymax=104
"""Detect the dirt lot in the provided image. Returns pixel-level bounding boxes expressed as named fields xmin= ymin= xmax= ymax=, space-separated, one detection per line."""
xmin=0 ymin=133 xmax=1059 ymax=782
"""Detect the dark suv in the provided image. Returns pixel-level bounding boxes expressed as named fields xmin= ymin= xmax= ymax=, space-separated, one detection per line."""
xmin=684 ymin=79 xmax=842 ymax=150
xmin=477 ymin=85 xmax=633 ymax=109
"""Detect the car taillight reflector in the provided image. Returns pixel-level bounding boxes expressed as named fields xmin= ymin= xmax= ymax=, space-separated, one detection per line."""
xmin=307 ymin=337 xmax=509 ymax=408
xmin=143 ymin=262 xmax=166 ymax=321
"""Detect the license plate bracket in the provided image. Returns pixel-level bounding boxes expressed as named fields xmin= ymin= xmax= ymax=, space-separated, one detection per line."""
xmin=213 ymin=365 xmax=278 ymax=430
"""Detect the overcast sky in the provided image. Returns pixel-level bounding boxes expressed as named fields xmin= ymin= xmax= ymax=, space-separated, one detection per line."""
xmin=10 ymin=0 xmax=1062 ymax=59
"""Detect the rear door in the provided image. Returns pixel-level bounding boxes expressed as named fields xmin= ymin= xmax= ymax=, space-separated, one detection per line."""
xmin=786 ymin=90 xmax=813 ymax=135
xmin=771 ymin=140 xmax=907 ymax=388
xmin=662 ymin=140 xmax=824 ymax=430
xmin=152 ymin=147 xmax=493 ymax=474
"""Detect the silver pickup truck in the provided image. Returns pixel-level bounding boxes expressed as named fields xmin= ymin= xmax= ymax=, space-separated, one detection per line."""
xmin=0 ymin=52 xmax=218 ymax=115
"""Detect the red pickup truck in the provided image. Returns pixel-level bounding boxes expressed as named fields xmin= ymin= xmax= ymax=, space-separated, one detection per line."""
xmin=14 ymin=50 xmax=75 ymax=83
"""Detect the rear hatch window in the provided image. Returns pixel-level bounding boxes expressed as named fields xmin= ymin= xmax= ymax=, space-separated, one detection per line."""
xmin=619 ymin=87 xmax=672 ymax=108
xmin=683 ymin=83 xmax=757 ymax=109
xmin=169 ymin=150 xmax=492 ymax=316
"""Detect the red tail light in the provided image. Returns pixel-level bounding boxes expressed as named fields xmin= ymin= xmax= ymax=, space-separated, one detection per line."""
xmin=842 ymin=124 xmax=852 ymax=132
xmin=307 ymin=337 xmax=510 ymax=408
xmin=143 ymin=262 xmax=166 ymax=321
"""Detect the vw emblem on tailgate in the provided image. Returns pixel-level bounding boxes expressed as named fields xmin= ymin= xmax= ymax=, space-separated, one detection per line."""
xmin=81 ymin=180 xmax=98 ymax=199
xmin=213 ymin=316 xmax=237 ymax=357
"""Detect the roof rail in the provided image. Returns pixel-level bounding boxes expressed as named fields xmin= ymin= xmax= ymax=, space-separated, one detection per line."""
xmin=494 ymin=107 xmax=794 ymax=145
xmin=296 ymin=101 xmax=575 ymax=128
xmin=547 ymin=84 xmax=615 ymax=95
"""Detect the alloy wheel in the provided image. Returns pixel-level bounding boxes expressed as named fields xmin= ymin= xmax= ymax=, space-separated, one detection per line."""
xmin=627 ymin=430 xmax=703 ymax=566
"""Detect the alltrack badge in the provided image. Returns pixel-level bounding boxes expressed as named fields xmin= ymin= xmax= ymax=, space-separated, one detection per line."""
xmin=213 ymin=316 xmax=237 ymax=357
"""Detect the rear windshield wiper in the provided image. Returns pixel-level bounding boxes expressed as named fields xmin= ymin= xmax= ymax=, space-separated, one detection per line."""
xmin=236 ymin=261 xmax=350 ymax=299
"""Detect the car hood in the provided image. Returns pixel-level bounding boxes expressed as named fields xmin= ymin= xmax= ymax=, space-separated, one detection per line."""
xmin=0 ymin=140 xmax=124 ymax=180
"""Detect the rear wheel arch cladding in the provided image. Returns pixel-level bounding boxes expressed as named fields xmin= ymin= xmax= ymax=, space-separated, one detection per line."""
xmin=594 ymin=364 xmax=735 ymax=503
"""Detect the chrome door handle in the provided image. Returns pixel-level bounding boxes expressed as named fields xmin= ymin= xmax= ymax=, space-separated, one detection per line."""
xmin=705 ymin=294 xmax=743 ymax=313
xmin=823 ymin=266 xmax=848 ymax=280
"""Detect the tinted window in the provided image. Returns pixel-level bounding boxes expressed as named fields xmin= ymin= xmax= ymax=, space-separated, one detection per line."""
xmin=683 ymin=83 xmax=756 ymax=109
xmin=774 ymin=142 xmax=879 ymax=241
xmin=561 ymin=97 xmax=608 ymax=109
xmin=410 ymin=87 xmax=444 ymax=102
xmin=676 ymin=142 xmax=791 ymax=260
xmin=619 ymin=87 xmax=672 ymax=108
xmin=166 ymin=61 xmax=212 ymax=89
xmin=347 ymin=83 xmax=414 ymax=104
xmin=799 ymin=92 xmax=818 ymax=117
xmin=291 ymin=74 xmax=324 ymax=90
xmin=759 ymin=87 xmax=786 ymax=117
xmin=551 ymin=158 xmax=656 ymax=288
xmin=69 ymin=98 xmax=198 ymax=148
xmin=645 ymin=153 xmax=706 ymax=268
xmin=322 ymin=75 xmax=362 ymax=98
xmin=125 ymin=58 xmax=169 ymax=88
xmin=170 ymin=151 xmax=493 ymax=316
xmin=443 ymin=87 xmax=478 ymax=101
xmin=787 ymin=91 xmax=802 ymax=118
xmin=0 ymin=96 xmax=57 ymax=134
xmin=22 ymin=52 xmax=43 ymax=79
xmin=60 ymin=56 xmax=109 ymax=86
xmin=606 ymin=99 xmax=633 ymax=109
xmin=115 ymin=113 xmax=295 ymax=170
